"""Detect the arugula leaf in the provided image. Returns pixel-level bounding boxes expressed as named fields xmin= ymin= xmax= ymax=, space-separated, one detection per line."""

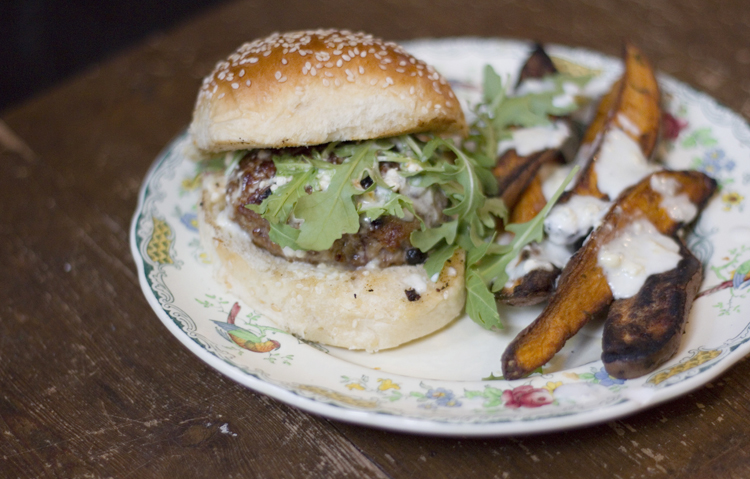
xmin=483 ymin=64 xmax=506 ymax=106
xmin=248 ymin=168 xmax=314 ymax=224
xmin=423 ymin=242 xmax=459 ymax=278
xmin=465 ymin=267 xmax=501 ymax=329
xmin=422 ymin=138 xmax=486 ymax=221
xmin=293 ymin=143 xmax=374 ymax=250
xmin=410 ymin=221 xmax=458 ymax=252
xmin=268 ymin=222 xmax=302 ymax=250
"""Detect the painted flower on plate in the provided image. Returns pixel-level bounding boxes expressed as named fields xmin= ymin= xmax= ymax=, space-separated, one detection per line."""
xmin=180 ymin=212 xmax=199 ymax=232
xmin=501 ymin=385 xmax=553 ymax=409
xmin=421 ymin=388 xmax=461 ymax=408
xmin=721 ymin=191 xmax=745 ymax=212
xmin=662 ymin=112 xmax=688 ymax=141
xmin=594 ymin=367 xmax=626 ymax=387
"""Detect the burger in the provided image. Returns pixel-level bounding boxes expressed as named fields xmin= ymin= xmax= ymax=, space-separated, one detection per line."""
xmin=190 ymin=29 xmax=474 ymax=351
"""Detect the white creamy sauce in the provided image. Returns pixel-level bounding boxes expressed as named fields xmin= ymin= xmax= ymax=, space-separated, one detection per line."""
xmin=404 ymin=273 xmax=428 ymax=294
xmin=497 ymin=120 xmax=571 ymax=156
xmin=403 ymin=160 xmax=423 ymax=173
xmin=317 ymin=169 xmax=333 ymax=191
xmin=539 ymin=162 xmax=576 ymax=201
xmin=270 ymin=175 xmax=292 ymax=191
xmin=357 ymin=187 xmax=391 ymax=210
xmin=552 ymin=82 xmax=582 ymax=109
xmin=383 ymin=168 xmax=406 ymax=190
xmin=597 ymin=219 xmax=682 ymax=299
xmin=544 ymin=195 xmax=612 ymax=245
xmin=594 ymin=127 xmax=658 ymax=200
xmin=504 ymin=241 xmax=573 ymax=285
xmin=514 ymin=77 xmax=557 ymax=96
xmin=282 ymin=246 xmax=308 ymax=259
xmin=616 ymin=113 xmax=640 ymax=137
xmin=650 ymin=174 xmax=698 ymax=223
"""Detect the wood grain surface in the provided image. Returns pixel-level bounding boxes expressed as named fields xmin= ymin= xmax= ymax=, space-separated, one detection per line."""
xmin=2 ymin=1 xmax=750 ymax=477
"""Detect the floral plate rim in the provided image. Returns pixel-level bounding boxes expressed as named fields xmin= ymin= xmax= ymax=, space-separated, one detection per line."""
xmin=130 ymin=37 xmax=750 ymax=436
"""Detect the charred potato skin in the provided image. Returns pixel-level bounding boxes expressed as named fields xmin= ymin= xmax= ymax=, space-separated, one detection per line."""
xmin=496 ymin=266 xmax=562 ymax=307
xmin=602 ymin=242 xmax=703 ymax=379
xmin=516 ymin=43 xmax=558 ymax=85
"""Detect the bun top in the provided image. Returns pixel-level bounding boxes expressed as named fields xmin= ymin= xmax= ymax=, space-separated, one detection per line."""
xmin=190 ymin=29 xmax=467 ymax=152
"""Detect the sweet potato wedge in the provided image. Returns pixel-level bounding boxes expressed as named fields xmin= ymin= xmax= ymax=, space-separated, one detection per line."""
xmin=491 ymin=45 xmax=565 ymax=213
xmin=516 ymin=43 xmax=558 ymax=85
xmin=501 ymin=170 xmax=716 ymax=380
xmin=571 ymin=43 xmax=661 ymax=200
xmin=602 ymin=241 xmax=702 ymax=379
xmin=494 ymin=149 xmax=563 ymax=212
xmin=496 ymin=266 xmax=561 ymax=307
xmin=497 ymin=43 xmax=662 ymax=306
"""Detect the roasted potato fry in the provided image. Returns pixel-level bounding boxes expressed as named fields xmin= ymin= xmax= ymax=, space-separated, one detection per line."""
xmin=494 ymin=149 xmax=563 ymax=212
xmin=571 ymin=43 xmax=661 ymax=200
xmin=501 ymin=170 xmax=716 ymax=380
xmin=517 ymin=43 xmax=559 ymax=85
xmin=602 ymin=241 xmax=702 ymax=379
xmin=498 ymin=43 xmax=662 ymax=306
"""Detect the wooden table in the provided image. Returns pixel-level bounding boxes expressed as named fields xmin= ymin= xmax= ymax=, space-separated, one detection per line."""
xmin=3 ymin=1 xmax=750 ymax=477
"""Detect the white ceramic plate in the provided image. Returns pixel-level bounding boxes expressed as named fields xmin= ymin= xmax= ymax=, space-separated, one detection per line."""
xmin=131 ymin=38 xmax=750 ymax=436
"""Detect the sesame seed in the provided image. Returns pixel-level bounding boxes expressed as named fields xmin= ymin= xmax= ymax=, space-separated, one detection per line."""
xmin=218 ymin=72 xmax=226 ymax=80
xmin=409 ymin=86 xmax=415 ymax=95
xmin=396 ymin=68 xmax=405 ymax=73
xmin=275 ymin=71 xmax=282 ymax=80
xmin=370 ymin=78 xmax=378 ymax=85
xmin=334 ymin=78 xmax=341 ymax=86
xmin=325 ymin=71 xmax=333 ymax=77
xmin=359 ymin=66 xmax=364 ymax=74
xmin=446 ymin=100 xmax=452 ymax=107
xmin=379 ymin=65 xmax=387 ymax=70
xmin=342 ymin=54 xmax=351 ymax=61
xmin=239 ymin=69 xmax=245 ymax=77
xmin=325 ymin=62 xmax=333 ymax=68
xmin=311 ymin=67 xmax=317 ymax=76
xmin=336 ymin=59 xmax=343 ymax=67
xmin=282 ymin=58 xmax=288 ymax=64
xmin=249 ymin=57 xmax=258 ymax=63
xmin=246 ymin=80 xmax=251 ymax=86
xmin=323 ymin=79 xmax=330 ymax=86
xmin=231 ymin=82 xmax=239 ymax=89
xmin=386 ymin=77 xmax=394 ymax=85
xmin=279 ymin=76 xmax=287 ymax=83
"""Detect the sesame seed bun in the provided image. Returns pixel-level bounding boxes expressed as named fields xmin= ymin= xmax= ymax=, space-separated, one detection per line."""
xmin=199 ymin=172 xmax=467 ymax=352
xmin=189 ymin=29 xmax=467 ymax=152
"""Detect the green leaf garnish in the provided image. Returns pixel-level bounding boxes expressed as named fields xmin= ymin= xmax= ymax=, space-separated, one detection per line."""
xmin=479 ymin=165 xmax=579 ymax=293
xmin=423 ymin=243 xmax=459 ymax=278
xmin=293 ymin=143 xmax=375 ymax=250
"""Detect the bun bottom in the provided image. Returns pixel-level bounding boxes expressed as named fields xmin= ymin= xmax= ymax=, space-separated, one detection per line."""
xmin=199 ymin=173 xmax=466 ymax=352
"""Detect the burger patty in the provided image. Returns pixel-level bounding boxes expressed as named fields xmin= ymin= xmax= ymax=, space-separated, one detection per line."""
xmin=225 ymin=148 xmax=441 ymax=268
